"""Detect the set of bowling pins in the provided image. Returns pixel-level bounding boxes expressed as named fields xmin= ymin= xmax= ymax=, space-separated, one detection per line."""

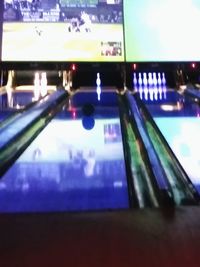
xmin=33 ymin=72 xmax=48 ymax=101
xmin=133 ymin=72 xmax=167 ymax=101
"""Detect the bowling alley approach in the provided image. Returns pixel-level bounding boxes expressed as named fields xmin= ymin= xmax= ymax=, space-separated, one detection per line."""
xmin=1 ymin=1 xmax=200 ymax=267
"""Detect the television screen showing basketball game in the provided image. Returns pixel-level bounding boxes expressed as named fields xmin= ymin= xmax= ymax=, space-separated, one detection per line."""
xmin=124 ymin=0 xmax=200 ymax=62
xmin=2 ymin=0 xmax=124 ymax=62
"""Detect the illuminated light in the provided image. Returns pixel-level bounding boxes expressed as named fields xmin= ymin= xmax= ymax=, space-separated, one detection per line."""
xmin=112 ymin=132 xmax=117 ymax=138
xmin=144 ymin=86 xmax=148 ymax=100
xmin=179 ymin=85 xmax=187 ymax=90
xmin=72 ymin=109 xmax=76 ymax=119
xmin=16 ymin=103 xmax=20 ymax=109
xmin=160 ymin=105 xmax=173 ymax=111
xmin=132 ymin=63 xmax=137 ymax=70
xmin=96 ymin=73 xmax=101 ymax=87
xmin=160 ymin=103 xmax=183 ymax=111
xmin=96 ymin=85 xmax=101 ymax=101
xmin=71 ymin=64 xmax=76 ymax=71
xmin=68 ymin=99 xmax=72 ymax=111
xmin=191 ymin=63 xmax=196 ymax=69
xmin=104 ymin=132 xmax=110 ymax=138
xmin=113 ymin=181 xmax=123 ymax=188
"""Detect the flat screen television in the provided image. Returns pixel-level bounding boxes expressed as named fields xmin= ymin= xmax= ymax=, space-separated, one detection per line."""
xmin=2 ymin=0 xmax=124 ymax=62
xmin=124 ymin=0 xmax=200 ymax=62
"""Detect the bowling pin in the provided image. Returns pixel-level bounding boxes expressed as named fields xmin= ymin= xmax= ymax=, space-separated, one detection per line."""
xmin=5 ymin=71 xmax=14 ymax=107
xmin=148 ymin=72 xmax=153 ymax=87
xmin=153 ymin=72 xmax=157 ymax=87
xmin=40 ymin=72 xmax=47 ymax=97
xmin=6 ymin=86 xmax=13 ymax=108
xmin=138 ymin=72 xmax=143 ymax=86
xmin=143 ymin=72 xmax=148 ymax=86
xmin=96 ymin=72 xmax=101 ymax=87
xmin=158 ymin=72 xmax=162 ymax=86
xmin=133 ymin=72 xmax=138 ymax=87
xmin=34 ymin=72 xmax=40 ymax=101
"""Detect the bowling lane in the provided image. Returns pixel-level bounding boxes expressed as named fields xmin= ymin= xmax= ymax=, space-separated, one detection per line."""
xmin=0 ymin=90 xmax=130 ymax=213
xmin=140 ymin=86 xmax=200 ymax=194
xmin=0 ymin=69 xmax=61 ymax=124
xmin=0 ymin=90 xmax=35 ymax=123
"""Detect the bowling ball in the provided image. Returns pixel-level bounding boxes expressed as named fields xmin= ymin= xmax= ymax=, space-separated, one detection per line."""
xmin=82 ymin=116 xmax=95 ymax=130
xmin=82 ymin=103 xmax=95 ymax=116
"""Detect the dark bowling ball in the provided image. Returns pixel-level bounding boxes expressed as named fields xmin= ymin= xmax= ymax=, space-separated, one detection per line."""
xmin=82 ymin=103 xmax=95 ymax=116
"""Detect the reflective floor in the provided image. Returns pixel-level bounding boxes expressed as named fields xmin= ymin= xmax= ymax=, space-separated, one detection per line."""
xmin=1 ymin=87 xmax=200 ymax=267
xmin=1 ymin=87 xmax=200 ymax=212
xmin=0 ymin=91 xmax=129 ymax=212
xmin=143 ymin=88 xmax=200 ymax=193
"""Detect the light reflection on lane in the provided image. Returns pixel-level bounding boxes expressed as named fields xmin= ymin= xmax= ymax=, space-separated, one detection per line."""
xmin=0 ymin=92 xmax=129 ymax=213
xmin=145 ymin=89 xmax=200 ymax=194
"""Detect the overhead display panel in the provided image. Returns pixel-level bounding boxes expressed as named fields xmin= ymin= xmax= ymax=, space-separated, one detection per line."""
xmin=2 ymin=0 xmax=124 ymax=62
xmin=124 ymin=0 xmax=200 ymax=62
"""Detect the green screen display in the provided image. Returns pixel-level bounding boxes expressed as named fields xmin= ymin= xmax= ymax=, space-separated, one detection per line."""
xmin=124 ymin=0 xmax=200 ymax=62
